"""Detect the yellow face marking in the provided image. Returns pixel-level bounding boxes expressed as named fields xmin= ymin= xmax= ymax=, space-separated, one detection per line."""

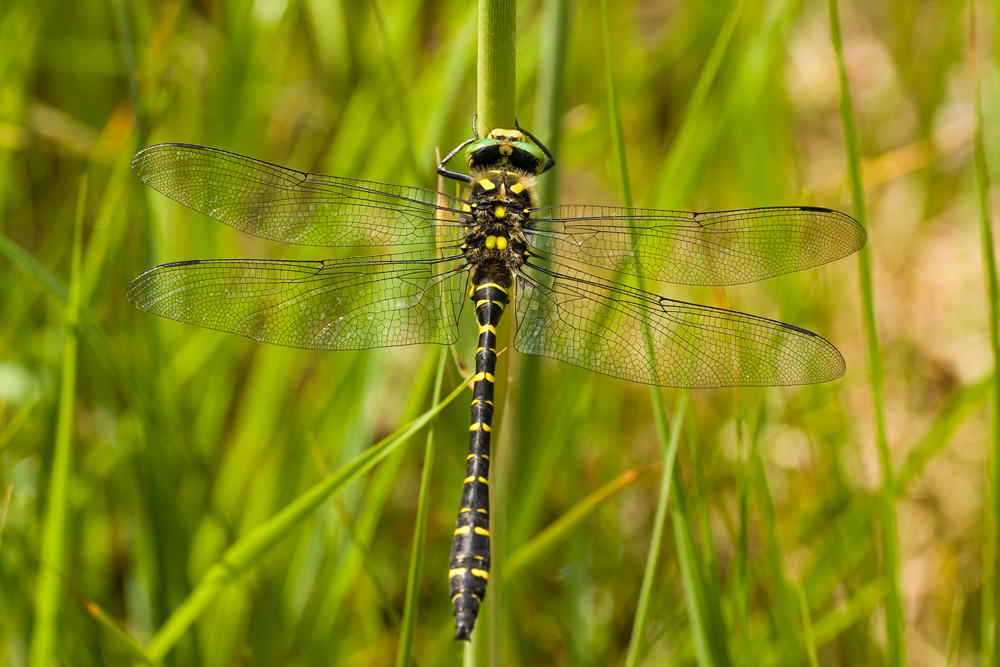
xmin=454 ymin=526 xmax=470 ymax=535
xmin=476 ymin=282 xmax=509 ymax=294
xmin=449 ymin=568 xmax=468 ymax=578
xmin=474 ymin=526 xmax=489 ymax=536
xmin=510 ymin=182 xmax=525 ymax=194
xmin=495 ymin=236 xmax=509 ymax=250
xmin=462 ymin=203 xmax=472 ymax=212
xmin=478 ymin=178 xmax=496 ymax=191
xmin=485 ymin=235 xmax=497 ymax=249
xmin=493 ymin=205 xmax=506 ymax=218
xmin=499 ymin=144 xmax=513 ymax=156
xmin=471 ymin=568 xmax=489 ymax=580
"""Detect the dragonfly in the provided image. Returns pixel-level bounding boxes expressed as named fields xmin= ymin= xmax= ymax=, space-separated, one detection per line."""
xmin=127 ymin=124 xmax=866 ymax=640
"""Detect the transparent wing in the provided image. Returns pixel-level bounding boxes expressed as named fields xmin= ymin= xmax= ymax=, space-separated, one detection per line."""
xmin=127 ymin=250 xmax=469 ymax=350
xmin=525 ymin=205 xmax=866 ymax=286
xmin=513 ymin=261 xmax=845 ymax=387
xmin=132 ymin=143 xmax=467 ymax=248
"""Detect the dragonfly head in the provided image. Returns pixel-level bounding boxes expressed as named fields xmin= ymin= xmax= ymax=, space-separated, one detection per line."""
xmin=464 ymin=128 xmax=549 ymax=175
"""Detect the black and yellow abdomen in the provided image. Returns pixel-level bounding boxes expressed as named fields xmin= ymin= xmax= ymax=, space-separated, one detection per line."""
xmin=449 ymin=279 xmax=509 ymax=640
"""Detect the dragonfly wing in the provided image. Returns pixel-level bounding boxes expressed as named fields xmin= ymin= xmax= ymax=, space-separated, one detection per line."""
xmin=127 ymin=251 xmax=469 ymax=350
xmin=132 ymin=143 xmax=467 ymax=248
xmin=525 ymin=205 xmax=866 ymax=286
xmin=513 ymin=261 xmax=845 ymax=387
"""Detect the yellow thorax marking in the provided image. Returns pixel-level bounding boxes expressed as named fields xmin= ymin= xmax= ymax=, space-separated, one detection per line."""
xmin=495 ymin=236 xmax=508 ymax=250
xmin=462 ymin=203 xmax=472 ymax=212
xmin=499 ymin=183 xmax=506 ymax=197
xmin=478 ymin=178 xmax=496 ymax=190
xmin=510 ymin=182 xmax=525 ymax=194
xmin=493 ymin=205 xmax=506 ymax=218
xmin=485 ymin=235 xmax=497 ymax=249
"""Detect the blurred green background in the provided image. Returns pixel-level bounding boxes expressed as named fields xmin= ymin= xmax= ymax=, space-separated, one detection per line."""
xmin=0 ymin=0 xmax=994 ymax=664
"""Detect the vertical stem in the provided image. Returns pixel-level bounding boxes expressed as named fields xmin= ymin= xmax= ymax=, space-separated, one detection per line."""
xmin=827 ymin=1 xmax=905 ymax=664
xmin=972 ymin=2 xmax=1000 ymax=663
xmin=477 ymin=0 xmax=516 ymax=135
xmin=395 ymin=350 xmax=447 ymax=667
xmin=30 ymin=174 xmax=87 ymax=667
xmin=474 ymin=2 xmax=516 ymax=660
xmin=534 ymin=0 xmax=569 ymax=206
xmin=599 ymin=0 xmax=632 ymax=208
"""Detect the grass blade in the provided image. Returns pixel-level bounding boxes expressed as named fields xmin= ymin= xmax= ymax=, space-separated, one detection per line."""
xmin=146 ymin=376 xmax=469 ymax=662
xmin=827 ymin=1 xmax=904 ymax=663
xmin=396 ymin=348 xmax=448 ymax=667
xmin=506 ymin=466 xmax=649 ymax=578
xmin=971 ymin=3 xmax=1000 ymax=663
xmin=29 ymin=174 xmax=87 ymax=667
xmin=650 ymin=0 xmax=746 ymax=209
xmin=624 ymin=393 xmax=688 ymax=667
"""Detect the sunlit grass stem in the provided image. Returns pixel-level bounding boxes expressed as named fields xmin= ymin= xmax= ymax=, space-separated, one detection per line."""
xmin=29 ymin=174 xmax=86 ymax=667
xmin=971 ymin=2 xmax=1000 ymax=663
xmin=827 ymin=0 xmax=905 ymax=664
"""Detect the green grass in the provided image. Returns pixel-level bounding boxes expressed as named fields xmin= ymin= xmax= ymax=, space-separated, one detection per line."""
xmin=0 ymin=0 xmax=992 ymax=664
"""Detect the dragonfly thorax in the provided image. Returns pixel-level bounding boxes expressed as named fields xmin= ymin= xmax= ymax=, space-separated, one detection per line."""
xmin=462 ymin=167 xmax=534 ymax=287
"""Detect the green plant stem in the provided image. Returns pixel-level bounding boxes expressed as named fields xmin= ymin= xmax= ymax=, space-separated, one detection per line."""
xmin=971 ymin=3 xmax=1000 ymax=663
xmin=477 ymin=0 xmax=516 ymax=135
xmin=395 ymin=349 xmax=447 ymax=667
xmin=29 ymin=174 xmax=87 ymax=667
xmin=624 ymin=394 xmax=687 ymax=667
xmin=827 ymin=1 xmax=904 ymax=664
xmin=471 ymin=1 xmax=517 ymax=660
